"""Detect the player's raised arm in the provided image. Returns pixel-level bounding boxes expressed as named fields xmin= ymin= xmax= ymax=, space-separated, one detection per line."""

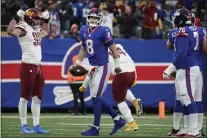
xmin=7 ymin=10 xmax=26 ymax=37
xmin=40 ymin=10 xmax=50 ymax=36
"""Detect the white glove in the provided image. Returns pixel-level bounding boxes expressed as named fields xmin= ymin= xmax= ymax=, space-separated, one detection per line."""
xmin=163 ymin=63 xmax=176 ymax=80
xmin=17 ymin=9 xmax=25 ymax=19
xmin=41 ymin=10 xmax=50 ymax=20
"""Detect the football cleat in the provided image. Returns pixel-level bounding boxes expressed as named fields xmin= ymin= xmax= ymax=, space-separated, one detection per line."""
xmin=20 ymin=124 xmax=34 ymax=134
xmin=125 ymin=122 xmax=138 ymax=131
xmin=172 ymin=127 xmax=189 ymax=137
xmin=185 ymin=129 xmax=200 ymax=137
xmin=199 ymin=129 xmax=205 ymax=137
xmin=32 ymin=125 xmax=50 ymax=134
xmin=166 ymin=127 xmax=179 ymax=136
xmin=109 ymin=117 xmax=126 ymax=135
xmin=81 ymin=125 xmax=99 ymax=136
xmin=132 ymin=99 xmax=143 ymax=117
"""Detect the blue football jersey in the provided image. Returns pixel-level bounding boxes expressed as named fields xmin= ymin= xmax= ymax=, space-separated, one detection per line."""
xmin=78 ymin=25 xmax=114 ymax=66
xmin=72 ymin=2 xmax=82 ymax=18
xmin=196 ymin=27 xmax=207 ymax=72
xmin=173 ymin=26 xmax=199 ymax=69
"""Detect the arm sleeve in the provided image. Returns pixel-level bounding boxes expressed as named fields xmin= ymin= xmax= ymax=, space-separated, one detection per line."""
xmin=103 ymin=27 xmax=114 ymax=47
xmin=172 ymin=36 xmax=188 ymax=66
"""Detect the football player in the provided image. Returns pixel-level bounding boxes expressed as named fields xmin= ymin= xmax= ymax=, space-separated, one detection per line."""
xmin=7 ymin=8 xmax=50 ymax=134
xmin=75 ymin=8 xmax=125 ymax=136
xmin=79 ymin=44 xmax=143 ymax=131
xmin=163 ymin=8 xmax=202 ymax=137
xmin=166 ymin=12 xmax=207 ymax=137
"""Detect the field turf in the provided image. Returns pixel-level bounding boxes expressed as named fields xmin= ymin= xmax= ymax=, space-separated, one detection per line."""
xmin=1 ymin=113 xmax=206 ymax=138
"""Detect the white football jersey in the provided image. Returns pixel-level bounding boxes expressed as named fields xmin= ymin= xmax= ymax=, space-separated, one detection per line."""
xmin=109 ymin=44 xmax=136 ymax=74
xmin=101 ymin=13 xmax=113 ymax=34
xmin=15 ymin=21 xmax=42 ymax=64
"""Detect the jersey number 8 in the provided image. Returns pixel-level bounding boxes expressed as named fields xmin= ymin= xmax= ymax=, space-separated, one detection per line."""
xmin=86 ymin=39 xmax=94 ymax=54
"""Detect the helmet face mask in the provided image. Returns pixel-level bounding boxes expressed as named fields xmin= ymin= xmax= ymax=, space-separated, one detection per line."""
xmin=87 ymin=8 xmax=103 ymax=28
xmin=24 ymin=8 xmax=41 ymax=29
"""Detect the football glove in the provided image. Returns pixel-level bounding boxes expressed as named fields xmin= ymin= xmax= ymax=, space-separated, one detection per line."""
xmin=79 ymin=86 xmax=86 ymax=93
xmin=163 ymin=63 xmax=176 ymax=80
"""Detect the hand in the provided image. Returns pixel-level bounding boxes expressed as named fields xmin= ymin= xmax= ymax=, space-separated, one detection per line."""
xmin=163 ymin=72 xmax=170 ymax=80
xmin=170 ymin=72 xmax=176 ymax=79
xmin=79 ymin=86 xmax=86 ymax=93
xmin=17 ymin=9 xmax=25 ymax=18
xmin=162 ymin=63 xmax=176 ymax=80
xmin=114 ymin=67 xmax=122 ymax=75
xmin=41 ymin=11 xmax=50 ymax=23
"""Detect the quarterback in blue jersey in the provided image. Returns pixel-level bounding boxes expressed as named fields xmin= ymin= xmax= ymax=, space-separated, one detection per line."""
xmin=163 ymin=8 xmax=202 ymax=137
xmin=75 ymin=8 xmax=126 ymax=136
xmin=166 ymin=12 xmax=207 ymax=137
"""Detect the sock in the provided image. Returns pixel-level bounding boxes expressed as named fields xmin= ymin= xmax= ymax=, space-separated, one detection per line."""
xmin=101 ymin=99 xmax=119 ymax=119
xmin=196 ymin=101 xmax=204 ymax=130
xmin=183 ymin=105 xmax=189 ymax=128
xmin=186 ymin=102 xmax=198 ymax=130
xmin=31 ymin=96 xmax=41 ymax=126
xmin=92 ymin=97 xmax=102 ymax=127
xmin=117 ymin=101 xmax=134 ymax=123
xmin=173 ymin=100 xmax=183 ymax=130
xmin=173 ymin=113 xmax=182 ymax=130
xmin=125 ymin=89 xmax=136 ymax=103
xmin=18 ymin=97 xmax=28 ymax=126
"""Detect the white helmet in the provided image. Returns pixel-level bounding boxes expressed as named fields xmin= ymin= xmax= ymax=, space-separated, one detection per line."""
xmin=87 ymin=8 xmax=103 ymax=27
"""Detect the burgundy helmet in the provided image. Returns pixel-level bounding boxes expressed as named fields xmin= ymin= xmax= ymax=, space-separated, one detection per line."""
xmin=24 ymin=8 xmax=41 ymax=28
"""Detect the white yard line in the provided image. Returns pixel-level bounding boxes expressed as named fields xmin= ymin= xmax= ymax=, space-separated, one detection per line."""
xmin=1 ymin=115 xmax=173 ymax=119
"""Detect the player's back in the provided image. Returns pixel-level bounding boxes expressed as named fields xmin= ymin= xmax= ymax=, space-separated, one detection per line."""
xmin=108 ymin=44 xmax=135 ymax=73
xmin=79 ymin=25 xmax=112 ymax=66
xmin=15 ymin=21 xmax=42 ymax=64
xmin=174 ymin=26 xmax=199 ymax=69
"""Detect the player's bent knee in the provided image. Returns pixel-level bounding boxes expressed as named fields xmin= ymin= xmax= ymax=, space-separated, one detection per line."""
xmin=19 ymin=97 xmax=28 ymax=104
xmin=180 ymin=94 xmax=191 ymax=106
xmin=32 ymin=96 xmax=41 ymax=104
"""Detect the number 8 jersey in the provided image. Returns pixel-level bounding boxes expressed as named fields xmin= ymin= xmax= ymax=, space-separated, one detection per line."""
xmin=15 ymin=21 xmax=42 ymax=64
xmin=78 ymin=25 xmax=114 ymax=66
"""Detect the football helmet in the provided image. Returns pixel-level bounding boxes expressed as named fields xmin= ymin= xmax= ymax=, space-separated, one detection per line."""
xmin=173 ymin=8 xmax=192 ymax=28
xmin=87 ymin=8 xmax=103 ymax=27
xmin=24 ymin=8 xmax=41 ymax=29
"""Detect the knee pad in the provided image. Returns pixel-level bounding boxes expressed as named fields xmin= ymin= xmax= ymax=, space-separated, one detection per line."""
xmin=180 ymin=93 xmax=191 ymax=106
xmin=20 ymin=97 xmax=28 ymax=104
xmin=32 ymin=96 xmax=41 ymax=104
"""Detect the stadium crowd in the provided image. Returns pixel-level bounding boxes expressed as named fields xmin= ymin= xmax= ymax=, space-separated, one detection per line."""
xmin=2 ymin=0 xmax=207 ymax=39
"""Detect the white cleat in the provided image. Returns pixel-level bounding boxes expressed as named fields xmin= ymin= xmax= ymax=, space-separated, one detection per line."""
xmin=172 ymin=127 xmax=189 ymax=137
xmin=185 ymin=129 xmax=200 ymax=137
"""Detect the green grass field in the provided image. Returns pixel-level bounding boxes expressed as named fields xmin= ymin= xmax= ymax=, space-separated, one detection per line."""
xmin=1 ymin=113 xmax=206 ymax=138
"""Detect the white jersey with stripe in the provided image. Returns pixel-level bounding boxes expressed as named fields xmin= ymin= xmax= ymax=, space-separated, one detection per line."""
xmin=15 ymin=21 xmax=42 ymax=64
xmin=109 ymin=44 xmax=136 ymax=74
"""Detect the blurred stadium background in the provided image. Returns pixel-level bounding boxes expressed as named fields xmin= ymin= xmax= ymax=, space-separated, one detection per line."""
xmin=1 ymin=0 xmax=207 ymax=137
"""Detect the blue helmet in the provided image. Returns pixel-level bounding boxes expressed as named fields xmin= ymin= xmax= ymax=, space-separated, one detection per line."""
xmin=173 ymin=8 xmax=192 ymax=28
